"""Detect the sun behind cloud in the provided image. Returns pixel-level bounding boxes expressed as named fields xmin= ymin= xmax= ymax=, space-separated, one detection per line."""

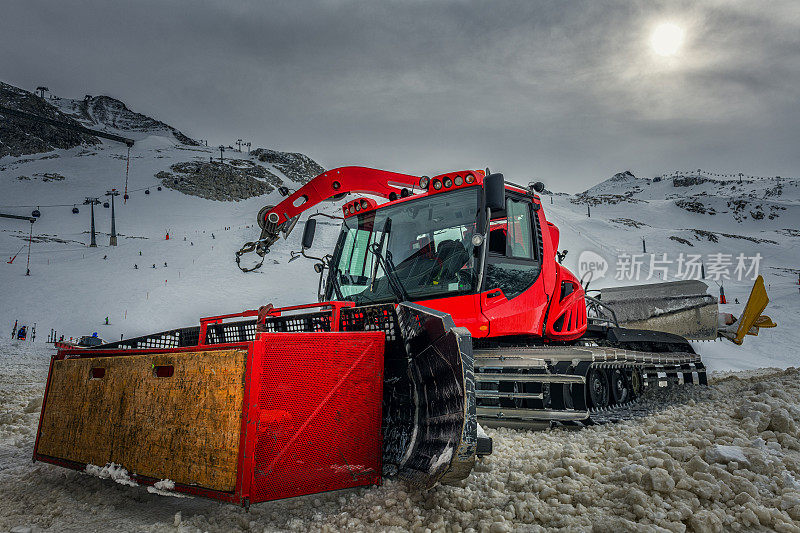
xmin=651 ymin=22 xmax=684 ymax=56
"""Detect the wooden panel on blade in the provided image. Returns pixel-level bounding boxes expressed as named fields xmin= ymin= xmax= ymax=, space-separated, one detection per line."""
xmin=36 ymin=349 xmax=247 ymax=492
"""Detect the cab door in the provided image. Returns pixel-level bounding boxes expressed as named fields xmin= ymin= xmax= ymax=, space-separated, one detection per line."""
xmin=480 ymin=195 xmax=548 ymax=337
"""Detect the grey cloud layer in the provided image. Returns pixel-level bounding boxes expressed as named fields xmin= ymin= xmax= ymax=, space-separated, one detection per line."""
xmin=1 ymin=0 xmax=798 ymax=191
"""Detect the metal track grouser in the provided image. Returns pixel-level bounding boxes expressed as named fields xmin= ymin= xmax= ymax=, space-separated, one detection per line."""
xmin=34 ymin=167 xmax=775 ymax=505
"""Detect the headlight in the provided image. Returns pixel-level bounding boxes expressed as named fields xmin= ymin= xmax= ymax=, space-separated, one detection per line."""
xmin=443 ymin=177 xmax=453 ymax=188
xmin=360 ymin=199 xmax=369 ymax=209
xmin=454 ymin=175 xmax=463 ymax=186
xmin=432 ymin=179 xmax=442 ymax=190
xmin=419 ymin=176 xmax=430 ymax=189
xmin=354 ymin=203 xmax=361 ymax=212
xmin=465 ymin=173 xmax=475 ymax=184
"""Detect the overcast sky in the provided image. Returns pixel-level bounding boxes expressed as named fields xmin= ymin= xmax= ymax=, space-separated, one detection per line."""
xmin=2 ymin=0 xmax=798 ymax=192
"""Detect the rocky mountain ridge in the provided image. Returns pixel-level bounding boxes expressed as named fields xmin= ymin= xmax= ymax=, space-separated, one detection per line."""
xmin=53 ymin=94 xmax=200 ymax=146
xmin=570 ymin=169 xmax=798 ymax=224
xmin=0 ymin=82 xmax=100 ymax=158
xmin=250 ymin=148 xmax=325 ymax=184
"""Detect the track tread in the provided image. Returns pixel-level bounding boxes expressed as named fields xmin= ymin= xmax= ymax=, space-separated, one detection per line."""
xmin=475 ymin=345 xmax=707 ymax=429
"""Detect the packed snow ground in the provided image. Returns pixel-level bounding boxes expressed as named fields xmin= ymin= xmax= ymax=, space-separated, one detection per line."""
xmin=1 ymin=338 xmax=800 ymax=532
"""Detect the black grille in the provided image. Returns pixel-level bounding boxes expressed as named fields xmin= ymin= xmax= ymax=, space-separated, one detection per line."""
xmin=99 ymin=326 xmax=201 ymax=350
xmin=97 ymin=310 xmax=334 ymax=350
xmin=340 ymin=304 xmax=399 ymax=342
xmin=535 ymin=213 xmax=544 ymax=260
xmin=204 ymin=319 xmax=259 ymax=344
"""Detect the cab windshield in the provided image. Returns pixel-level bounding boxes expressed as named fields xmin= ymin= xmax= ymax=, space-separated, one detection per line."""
xmin=326 ymin=187 xmax=481 ymax=304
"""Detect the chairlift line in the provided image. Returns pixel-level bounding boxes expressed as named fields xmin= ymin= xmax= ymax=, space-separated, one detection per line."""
xmin=25 ymin=220 xmax=33 ymax=275
xmin=123 ymin=145 xmax=131 ymax=204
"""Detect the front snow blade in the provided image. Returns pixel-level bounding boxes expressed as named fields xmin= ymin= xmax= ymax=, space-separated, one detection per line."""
xmin=350 ymin=303 xmax=477 ymax=488
xmin=598 ymin=280 xmax=718 ymax=340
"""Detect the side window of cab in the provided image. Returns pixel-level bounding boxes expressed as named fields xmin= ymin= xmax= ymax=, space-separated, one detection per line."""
xmin=484 ymin=196 xmax=541 ymax=299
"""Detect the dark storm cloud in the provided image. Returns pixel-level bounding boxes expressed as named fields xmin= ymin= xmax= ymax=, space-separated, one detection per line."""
xmin=1 ymin=0 xmax=798 ymax=191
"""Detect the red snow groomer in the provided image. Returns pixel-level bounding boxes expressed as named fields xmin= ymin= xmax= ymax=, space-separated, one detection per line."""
xmin=34 ymin=167 xmax=775 ymax=505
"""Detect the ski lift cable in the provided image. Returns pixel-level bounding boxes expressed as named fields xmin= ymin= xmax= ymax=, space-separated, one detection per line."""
xmin=25 ymin=220 xmax=33 ymax=275
xmin=123 ymin=145 xmax=131 ymax=204
xmin=0 ymin=181 xmax=160 ymax=209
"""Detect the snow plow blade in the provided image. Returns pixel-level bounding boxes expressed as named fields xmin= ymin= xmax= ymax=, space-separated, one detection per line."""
xmin=727 ymin=275 xmax=776 ymax=345
xmin=597 ymin=280 xmax=719 ymax=340
xmin=33 ymin=302 xmax=479 ymax=505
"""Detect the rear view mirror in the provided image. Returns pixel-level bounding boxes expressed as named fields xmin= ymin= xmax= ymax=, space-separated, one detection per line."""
xmin=302 ymin=219 xmax=316 ymax=249
xmin=484 ymin=173 xmax=505 ymax=211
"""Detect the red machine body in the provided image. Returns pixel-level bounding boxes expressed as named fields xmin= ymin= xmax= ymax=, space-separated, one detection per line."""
xmin=255 ymin=166 xmax=588 ymax=343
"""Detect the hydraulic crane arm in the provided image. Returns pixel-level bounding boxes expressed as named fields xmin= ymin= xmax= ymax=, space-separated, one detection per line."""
xmin=236 ymin=166 xmax=422 ymax=272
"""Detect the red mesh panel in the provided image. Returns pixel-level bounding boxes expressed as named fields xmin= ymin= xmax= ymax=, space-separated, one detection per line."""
xmin=250 ymin=332 xmax=384 ymax=503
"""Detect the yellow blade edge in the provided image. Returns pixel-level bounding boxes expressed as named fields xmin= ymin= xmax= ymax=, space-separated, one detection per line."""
xmin=733 ymin=275 xmax=772 ymax=345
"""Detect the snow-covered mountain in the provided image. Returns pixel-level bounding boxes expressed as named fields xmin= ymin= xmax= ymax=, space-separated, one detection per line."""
xmin=575 ymin=169 xmax=798 ymax=224
xmin=546 ymin=169 xmax=799 ymax=370
xmin=568 ymin=169 xmax=798 ymax=256
xmin=52 ymin=94 xmax=200 ymax=146
xmin=0 ymin=81 xmax=332 ymax=342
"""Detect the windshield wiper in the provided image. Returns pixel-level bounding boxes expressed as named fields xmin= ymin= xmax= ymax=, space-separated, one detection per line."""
xmin=328 ymin=263 xmax=344 ymax=300
xmin=384 ymin=249 xmax=410 ymax=301
xmin=368 ymin=218 xmax=409 ymax=302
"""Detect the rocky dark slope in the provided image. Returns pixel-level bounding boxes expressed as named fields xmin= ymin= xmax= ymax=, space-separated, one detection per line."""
xmin=155 ymin=160 xmax=284 ymax=201
xmin=251 ymin=148 xmax=324 ymax=183
xmin=0 ymin=82 xmax=100 ymax=158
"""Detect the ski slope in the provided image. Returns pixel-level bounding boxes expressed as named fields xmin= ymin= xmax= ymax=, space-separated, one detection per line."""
xmin=0 ymin=138 xmax=336 ymax=345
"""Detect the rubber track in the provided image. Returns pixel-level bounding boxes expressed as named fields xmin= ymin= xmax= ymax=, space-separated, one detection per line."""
xmin=476 ymin=352 xmax=706 ymax=428
xmin=570 ymin=361 xmax=705 ymax=426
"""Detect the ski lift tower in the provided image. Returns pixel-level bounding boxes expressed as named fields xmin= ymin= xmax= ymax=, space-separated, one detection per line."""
xmin=84 ymin=197 xmax=101 ymax=247
xmin=105 ymin=189 xmax=120 ymax=246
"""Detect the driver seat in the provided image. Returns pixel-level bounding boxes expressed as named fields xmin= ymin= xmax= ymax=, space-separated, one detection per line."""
xmin=436 ymin=240 xmax=469 ymax=281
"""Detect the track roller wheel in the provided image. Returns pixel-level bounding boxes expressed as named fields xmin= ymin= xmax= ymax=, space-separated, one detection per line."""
xmin=587 ymin=367 xmax=610 ymax=409
xmin=609 ymin=368 xmax=630 ymax=404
